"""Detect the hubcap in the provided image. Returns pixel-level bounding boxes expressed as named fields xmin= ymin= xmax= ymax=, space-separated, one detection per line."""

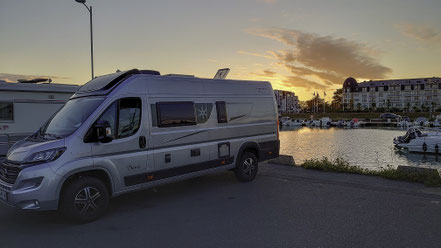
xmin=74 ymin=186 xmax=101 ymax=215
xmin=243 ymin=158 xmax=255 ymax=176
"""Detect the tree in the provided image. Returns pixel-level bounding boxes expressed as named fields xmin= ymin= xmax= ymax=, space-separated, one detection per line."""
xmin=386 ymin=99 xmax=391 ymax=110
xmin=331 ymin=89 xmax=342 ymax=110
xmin=371 ymin=102 xmax=376 ymax=111
xmin=356 ymin=103 xmax=362 ymax=112
xmin=349 ymin=97 xmax=354 ymax=111
xmin=406 ymin=102 xmax=411 ymax=112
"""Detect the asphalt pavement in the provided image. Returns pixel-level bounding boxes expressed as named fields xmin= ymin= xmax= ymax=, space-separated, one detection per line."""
xmin=1 ymin=163 xmax=441 ymax=248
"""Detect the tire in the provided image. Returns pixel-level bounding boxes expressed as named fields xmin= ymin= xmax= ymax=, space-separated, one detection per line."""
xmin=60 ymin=177 xmax=110 ymax=223
xmin=234 ymin=152 xmax=259 ymax=182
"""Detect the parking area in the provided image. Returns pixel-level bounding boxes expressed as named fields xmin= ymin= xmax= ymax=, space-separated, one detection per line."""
xmin=1 ymin=163 xmax=441 ymax=248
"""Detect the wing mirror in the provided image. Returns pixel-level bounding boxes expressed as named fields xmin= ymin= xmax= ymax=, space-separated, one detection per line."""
xmin=95 ymin=120 xmax=113 ymax=143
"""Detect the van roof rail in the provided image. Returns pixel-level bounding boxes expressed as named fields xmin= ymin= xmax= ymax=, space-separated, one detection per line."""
xmin=163 ymin=74 xmax=195 ymax=77
xmin=140 ymin=70 xmax=160 ymax=75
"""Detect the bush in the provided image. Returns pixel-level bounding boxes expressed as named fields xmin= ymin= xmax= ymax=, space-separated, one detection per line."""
xmin=300 ymin=157 xmax=441 ymax=187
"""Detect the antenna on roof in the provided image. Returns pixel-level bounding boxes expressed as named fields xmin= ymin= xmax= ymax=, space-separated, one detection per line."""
xmin=213 ymin=68 xmax=230 ymax=80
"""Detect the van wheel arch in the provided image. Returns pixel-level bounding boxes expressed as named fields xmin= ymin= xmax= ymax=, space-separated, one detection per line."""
xmin=58 ymin=169 xmax=113 ymax=207
xmin=237 ymin=142 xmax=261 ymax=163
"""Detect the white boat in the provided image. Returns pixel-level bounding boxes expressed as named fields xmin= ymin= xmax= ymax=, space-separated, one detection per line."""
xmin=413 ymin=117 xmax=430 ymax=127
xmin=345 ymin=119 xmax=361 ymax=128
xmin=280 ymin=116 xmax=291 ymax=126
xmin=433 ymin=115 xmax=441 ymax=127
xmin=397 ymin=116 xmax=411 ymax=127
xmin=287 ymin=119 xmax=304 ymax=127
xmin=397 ymin=121 xmax=411 ymax=127
xmin=320 ymin=117 xmax=332 ymax=127
xmin=394 ymin=127 xmax=441 ymax=153
xmin=311 ymin=119 xmax=324 ymax=127
xmin=333 ymin=119 xmax=346 ymax=127
xmin=305 ymin=119 xmax=314 ymax=126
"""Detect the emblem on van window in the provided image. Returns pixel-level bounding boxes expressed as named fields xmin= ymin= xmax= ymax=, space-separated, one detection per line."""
xmin=198 ymin=105 xmax=207 ymax=119
xmin=195 ymin=103 xmax=213 ymax=124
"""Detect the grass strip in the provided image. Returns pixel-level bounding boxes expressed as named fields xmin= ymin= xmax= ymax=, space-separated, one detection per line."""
xmin=300 ymin=157 xmax=441 ymax=187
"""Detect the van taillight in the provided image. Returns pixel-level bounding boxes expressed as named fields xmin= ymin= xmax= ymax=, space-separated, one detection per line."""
xmin=276 ymin=119 xmax=280 ymax=140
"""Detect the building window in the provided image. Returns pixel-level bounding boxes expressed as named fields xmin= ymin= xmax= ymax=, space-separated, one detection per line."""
xmin=375 ymin=87 xmax=379 ymax=92
xmin=0 ymin=102 xmax=13 ymax=121
xmin=401 ymin=85 xmax=405 ymax=91
xmin=157 ymin=101 xmax=196 ymax=127
xmin=216 ymin=101 xmax=228 ymax=123
xmin=384 ymin=86 xmax=389 ymax=91
xmin=421 ymin=84 xmax=425 ymax=90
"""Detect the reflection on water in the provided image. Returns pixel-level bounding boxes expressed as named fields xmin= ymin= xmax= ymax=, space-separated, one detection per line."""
xmin=280 ymin=126 xmax=441 ymax=170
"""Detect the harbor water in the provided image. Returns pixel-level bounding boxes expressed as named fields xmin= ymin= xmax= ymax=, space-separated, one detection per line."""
xmin=280 ymin=126 xmax=441 ymax=170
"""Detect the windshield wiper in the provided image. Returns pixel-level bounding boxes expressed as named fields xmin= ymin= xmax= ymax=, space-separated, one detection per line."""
xmin=43 ymin=133 xmax=63 ymax=139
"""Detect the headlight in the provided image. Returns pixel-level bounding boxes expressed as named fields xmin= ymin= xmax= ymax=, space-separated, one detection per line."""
xmin=24 ymin=147 xmax=66 ymax=165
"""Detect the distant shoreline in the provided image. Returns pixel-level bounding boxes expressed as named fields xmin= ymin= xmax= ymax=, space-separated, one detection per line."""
xmin=284 ymin=112 xmax=440 ymax=121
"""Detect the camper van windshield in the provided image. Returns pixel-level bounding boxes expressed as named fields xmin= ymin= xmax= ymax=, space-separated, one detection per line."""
xmin=41 ymin=97 xmax=104 ymax=138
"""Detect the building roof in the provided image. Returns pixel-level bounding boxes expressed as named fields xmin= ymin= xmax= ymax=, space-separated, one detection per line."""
xmin=0 ymin=81 xmax=79 ymax=93
xmin=356 ymin=77 xmax=441 ymax=87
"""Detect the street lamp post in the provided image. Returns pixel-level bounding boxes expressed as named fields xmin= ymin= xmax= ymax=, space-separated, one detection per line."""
xmin=75 ymin=0 xmax=94 ymax=79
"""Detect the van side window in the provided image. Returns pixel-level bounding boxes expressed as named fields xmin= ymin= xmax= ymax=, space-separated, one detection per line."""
xmin=96 ymin=102 xmax=117 ymax=139
xmin=156 ymin=102 xmax=196 ymax=127
xmin=216 ymin=101 xmax=227 ymax=123
xmin=93 ymin=97 xmax=141 ymax=140
xmin=118 ymin=98 xmax=141 ymax=138
xmin=0 ymin=102 xmax=13 ymax=121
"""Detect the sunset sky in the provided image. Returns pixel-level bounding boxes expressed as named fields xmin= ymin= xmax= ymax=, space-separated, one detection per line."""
xmin=1 ymin=0 xmax=440 ymax=101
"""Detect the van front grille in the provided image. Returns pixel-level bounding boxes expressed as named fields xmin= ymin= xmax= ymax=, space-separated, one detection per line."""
xmin=0 ymin=160 xmax=21 ymax=185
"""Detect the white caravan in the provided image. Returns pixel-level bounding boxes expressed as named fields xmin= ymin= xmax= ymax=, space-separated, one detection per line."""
xmin=0 ymin=69 xmax=280 ymax=222
xmin=0 ymin=80 xmax=78 ymax=155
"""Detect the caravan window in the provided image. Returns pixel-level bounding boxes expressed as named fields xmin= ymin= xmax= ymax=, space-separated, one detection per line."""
xmin=157 ymin=102 xmax=196 ymax=127
xmin=216 ymin=101 xmax=228 ymax=123
xmin=0 ymin=102 xmax=13 ymax=121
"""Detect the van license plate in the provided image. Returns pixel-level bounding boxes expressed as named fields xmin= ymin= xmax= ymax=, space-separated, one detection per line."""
xmin=0 ymin=189 xmax=7 ymax=201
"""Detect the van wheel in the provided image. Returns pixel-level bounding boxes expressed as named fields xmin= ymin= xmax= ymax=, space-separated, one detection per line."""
xmin=60 ymin=177 xmax=109 ymax=223
xmin=234 ymin=152 xmax=258 ymax=182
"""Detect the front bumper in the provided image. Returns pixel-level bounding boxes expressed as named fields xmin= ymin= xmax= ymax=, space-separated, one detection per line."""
xmin=0 ymin=164 xmax=61 ymax=211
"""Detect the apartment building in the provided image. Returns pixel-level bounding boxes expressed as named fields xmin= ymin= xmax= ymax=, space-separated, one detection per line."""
xmin=274 ymin=90 xmax=300 ymax=115
xmin=342 ymin=77 xmax=441 ymax=111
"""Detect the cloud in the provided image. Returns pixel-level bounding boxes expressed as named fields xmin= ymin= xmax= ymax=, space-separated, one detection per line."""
xmin=257 ymin=0 xmax=277 ymax=4
xmin=0 ymin=73 xmax=68 ymax=82
xmin=284 ymin=76 xmax=327 ymax=90
xmin=246 ymin=28 xmax=392 ymax=91
xmin=396 ymin=24 xmax=440 ymax=42
xmin=237 ymin=50 xmax=277 ymax=59
xmin=251 ymin=69 xmax=277 ymax=77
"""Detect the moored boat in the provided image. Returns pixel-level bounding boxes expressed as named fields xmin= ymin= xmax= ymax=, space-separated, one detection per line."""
xmin=413 ymin=117 xmax=430 ymax=127
xmin=394 ymin=127 xmax=441 ymax=153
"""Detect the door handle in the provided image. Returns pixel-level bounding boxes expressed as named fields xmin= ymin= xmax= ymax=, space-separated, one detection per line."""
xmin=139 ymin=136 xmax=146 ymax=148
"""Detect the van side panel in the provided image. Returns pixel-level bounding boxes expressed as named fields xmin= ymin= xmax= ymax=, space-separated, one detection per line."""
xmin=115 ymin=76 xmax=278 ymax=189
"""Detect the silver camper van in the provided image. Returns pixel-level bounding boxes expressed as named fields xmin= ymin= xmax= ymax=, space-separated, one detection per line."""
xmin=0 ymin=69 xmax=279 ymax=222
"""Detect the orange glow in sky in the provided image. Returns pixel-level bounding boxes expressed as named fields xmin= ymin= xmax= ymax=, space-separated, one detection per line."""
xmin=1 ymin=0 xmax=440 ymax=101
